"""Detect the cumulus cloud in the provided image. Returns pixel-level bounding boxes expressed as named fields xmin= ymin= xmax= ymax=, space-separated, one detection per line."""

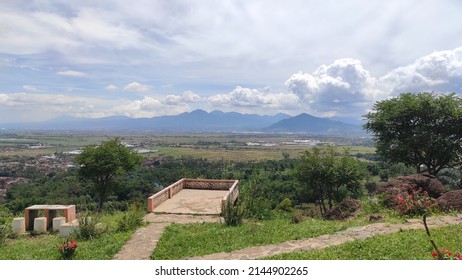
xmin=163 ymin=91 xmax=201 ymax=105
xmin=123 ymin=82 xmax=151 ymax=92
xmin=380 ymin=47 xmax=462 ymax=95
xmin=285 ymin=58 xmax=379 ymax=116
xmin=284 ymin=47 xmax=462 ymax=118
xmin=56 ymin=70 xmax=86 ymax=77
xmin=207 ymin=86 xmax=299 ymax=114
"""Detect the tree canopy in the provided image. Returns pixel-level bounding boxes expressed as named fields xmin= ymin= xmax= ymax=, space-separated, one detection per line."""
xmin=75 ymin=138 xmax=143 ymax=211
xmin=364 ymin=92 xmax=462 ymax=175
xmin=295 ymin=146 xmax=365 ymax=217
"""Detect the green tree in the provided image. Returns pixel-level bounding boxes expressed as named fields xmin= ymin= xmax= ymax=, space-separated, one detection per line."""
xmin=75 ymin=138 xmax=143 ymax=211
xmin=296 ymin=146 xmax=365 ymax=217
xmin=364 ymin=92 xmax=462 ymax=175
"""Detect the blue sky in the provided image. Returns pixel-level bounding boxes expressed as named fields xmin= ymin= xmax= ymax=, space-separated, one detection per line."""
xmin=1 ymin=0 xmax=462 ymax=122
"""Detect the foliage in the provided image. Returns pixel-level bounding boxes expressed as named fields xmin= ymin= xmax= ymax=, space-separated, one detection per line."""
xmin=364 ymin=92 xmax=462 ymax=175
xmin=423 ymin=214 xmax=462 ymax=260
xmin=0 ymin=206 xmax=12 ymax=246
xmin=220 ymin=199 xmax=244 ymax=227
xmin=394 ymin=184 xmax=439 ymax=216
xmin=116 ymin=203 xmax=145 ymax=232
xmin=291 ymin=209 xmax=307 ymax=224
xmin=75 ymin=138 xmax=143 ymax=211
xmin=295 ymin=146 xmax=366 ymax=217
xmin=58 ymin=238 xmax=78 ymax=260
xmin=276 ymin=198 xmax=293 ymax=212
xmin=73 ymin=212 xmax=106 ymax=240
xmin=431 ymin=248 xmax=462 ymax=260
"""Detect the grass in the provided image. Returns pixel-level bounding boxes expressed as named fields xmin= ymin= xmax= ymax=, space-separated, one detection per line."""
xmin=0 ymin=211 xmax=140 ymax=260
xmin=151 ymin=210 xmax=404 ymax=260
xmin=0 ymin=231 xmax=133 ymax=260
xmin=266 ymin=224 xmax=462 ymax=260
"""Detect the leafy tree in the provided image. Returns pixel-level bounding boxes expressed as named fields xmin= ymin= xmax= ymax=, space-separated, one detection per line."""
xmin=295 ymin=146 xmax=365 ymax=217
xmin=364 ymin=92 xmax=462 ymax=175
xmin=75 ymin=138 xmax=143 ymax=211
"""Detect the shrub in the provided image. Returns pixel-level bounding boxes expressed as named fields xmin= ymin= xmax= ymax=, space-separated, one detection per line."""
xmin=364 ymin=182 xmax=377 ymax=194
xmin=74 ymin=212 xmax=106 ymax=240
xmin=395 ymin=184 xmax=439 ymax=216
xmin=276 ymin=198 xmax=293 ymax=212
xmin=221 ymin=199 xmax=244 ymax=227
xmin=0 ymin=207 xmax=12 ymax=246
xmin=116 ymin=203 xmax=145 ymax=232
xmin=58 ymin=238 xmax=78 ymax=260
xmin=242 ymin=198 xmax=273 ymax=220
xmin=291 ymin=209 xmax=307 ymax=224
xmin=0 ymin=224 xmax=7 ymax=247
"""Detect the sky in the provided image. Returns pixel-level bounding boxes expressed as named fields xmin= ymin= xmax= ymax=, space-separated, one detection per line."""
xmin=1 ymin=0 xmax=462 ymax=123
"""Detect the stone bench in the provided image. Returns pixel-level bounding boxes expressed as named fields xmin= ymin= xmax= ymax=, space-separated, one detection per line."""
xmin=59 ymin=219 xmax=79 ymax=237
xmin=12 ymin=217 xmax=26 ymax=235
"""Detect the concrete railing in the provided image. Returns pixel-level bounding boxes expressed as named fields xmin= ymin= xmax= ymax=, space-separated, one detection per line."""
xmin=147 ymin=179 xmax=185 ymax=212
xmin=147 ymin=178 xmax=239 ymax=213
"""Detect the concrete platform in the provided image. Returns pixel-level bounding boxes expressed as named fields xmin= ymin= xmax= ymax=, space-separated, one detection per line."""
xmin=152 ymin=189 xmax=228 ymax=215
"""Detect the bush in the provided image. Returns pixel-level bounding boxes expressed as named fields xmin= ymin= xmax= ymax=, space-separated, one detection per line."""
xmin=0 ymin=207 xmax=12 ymax=246
xmin=291 ymin=209 xmax=307 ymax=224
xmin=276 ymin=198 xmax=293 ymax=212
xmin=74 ymin=212 xmax=106 ymax=240
xmin=116 ymin=203 xmax=145 ymax=232
xmin=364 ymin=182 xmax=377 ymax=194
xmin=394 ymin=184 xmax=440 ymax=216
xmin=221 ymin=199 xmax=244 ymax=227
xmin=242 ymin=197 xmax=273 ymax=220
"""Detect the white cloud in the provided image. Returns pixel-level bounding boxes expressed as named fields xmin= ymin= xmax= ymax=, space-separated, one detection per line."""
xmin=105 ymin=84 xmax=118 ymax=91
xmin=285 ymin=58 xmax=379 ymax=117
xmin=163 ymin=91 xmax=201 ymax=105
xmin=208 ymin=86 xmax=299 ymax=113
xmin=22 ymin=85 xmax=38 ymax=91
xmin=283 ymin=47 xmax=462 ymax=118
xmin=380 ymin=47 xmax=462 ymax=95
xmin=123 ymin=82 xmax=151 ymax=92
xmin=109 ymin=96 xmax=189 ymax=118
xmin=56 ymin=70 xmax=86 ymax=77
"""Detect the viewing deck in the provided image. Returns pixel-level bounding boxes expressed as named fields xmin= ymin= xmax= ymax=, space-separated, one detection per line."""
xmin=147 ymin=179 xmax=239 ymax=215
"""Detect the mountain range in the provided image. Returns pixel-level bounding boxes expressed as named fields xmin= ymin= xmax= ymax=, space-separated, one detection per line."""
xmin=0 ymin=110 xmax=365 ymax=134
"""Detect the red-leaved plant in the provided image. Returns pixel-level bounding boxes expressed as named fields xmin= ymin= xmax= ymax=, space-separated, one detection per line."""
xmin=395 ymin=184 xmax=439 ymax=216
xmin=59 ymin=238 xmax=78 ymax=260
xmin=424 ymin=214 xmax=461 ymax=260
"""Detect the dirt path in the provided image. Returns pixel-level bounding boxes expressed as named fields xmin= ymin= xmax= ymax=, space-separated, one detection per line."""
xmin=113 ymin=213 xmax=462 ymax=260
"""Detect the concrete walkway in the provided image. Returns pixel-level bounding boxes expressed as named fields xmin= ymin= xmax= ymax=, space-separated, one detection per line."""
xmin=112 ymin=213 xmax=221 ymax=260
xmin=113 ymin=213 xmax=462 ymax=260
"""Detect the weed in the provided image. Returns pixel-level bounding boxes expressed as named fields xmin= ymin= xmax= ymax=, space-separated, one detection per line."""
xmin=116 ymin=203 xmax=145 ymax=232
xmin=73 ymin=212 xmax=106 ymax=240
xmin=221 ymin=199 xmax=244 ymax=227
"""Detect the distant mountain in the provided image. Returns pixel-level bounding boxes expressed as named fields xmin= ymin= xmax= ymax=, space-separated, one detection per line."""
xmin=264 ymin=113 xmax=364 ymax=134
xmin=0 ymin=110 xmax=292 ymax=132
xmin=0 ymin=110 xmax=365 ymax=134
